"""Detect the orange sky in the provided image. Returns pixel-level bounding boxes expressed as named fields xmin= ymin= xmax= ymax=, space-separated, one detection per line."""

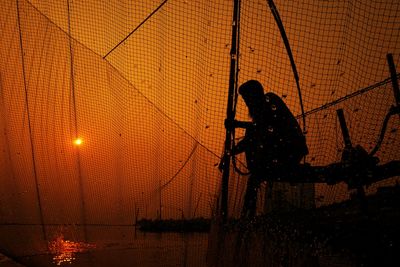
xmin=0 ymin=0 xmax=399 ymax=227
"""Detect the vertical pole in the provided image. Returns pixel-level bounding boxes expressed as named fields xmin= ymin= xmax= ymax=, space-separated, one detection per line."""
xmin=387 ymin=53 xmax=400 ymax=118
xmin=336 ymin=109 xmax=352 ymax=148
xmin=336 ymin=109 xmax=366 ymax=212
xmin=159 ymin=179 xmax=162 ymax=220
xmin=221 ymin=0 xmax=241 ymax=223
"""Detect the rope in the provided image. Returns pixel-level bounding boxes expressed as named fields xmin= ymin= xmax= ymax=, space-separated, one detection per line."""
xmin=16 ymin=0 xmax=46 ymax=240
xmin=67 ymin=0 xmax=89 ymax=241
xmin=103 ymin=0 xmax=170 ymax=59
xmin=267 ymin=0 xmax=306 ymax=133
xmin=296 ymin=74 xmax=400 ymax=119
xmin=161 ymin=143 xmax=198 ymax=189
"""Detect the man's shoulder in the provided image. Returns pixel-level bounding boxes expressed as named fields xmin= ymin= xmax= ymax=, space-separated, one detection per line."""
xmin=264 ymin=92 xmax=285 ymax=105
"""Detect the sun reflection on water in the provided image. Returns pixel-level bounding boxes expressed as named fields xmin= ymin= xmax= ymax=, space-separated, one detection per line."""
xmin=48 ymin=234 xmax=96 ymax=265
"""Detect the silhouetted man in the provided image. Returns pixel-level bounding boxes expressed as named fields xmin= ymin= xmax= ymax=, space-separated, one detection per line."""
xmin=231 ymin=80 xmax=308 ymax=218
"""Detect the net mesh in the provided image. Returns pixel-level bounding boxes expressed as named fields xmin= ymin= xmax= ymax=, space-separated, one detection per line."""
xmin=1 ymin=0 xmax=399 ymax=265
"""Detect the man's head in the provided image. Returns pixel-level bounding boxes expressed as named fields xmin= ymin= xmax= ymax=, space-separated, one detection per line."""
xmin=239 ymin=80 xmax=264 ymax=100
xmin=239 ymin=80 xmax=265 ymax=119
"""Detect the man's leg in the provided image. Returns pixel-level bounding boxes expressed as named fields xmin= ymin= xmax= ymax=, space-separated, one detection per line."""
xmin=241 ymin=175 xmax=259 ymax=218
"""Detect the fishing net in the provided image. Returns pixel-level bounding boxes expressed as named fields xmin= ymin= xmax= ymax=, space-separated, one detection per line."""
xmin=1 ymin=0 xmax=399 ymax=266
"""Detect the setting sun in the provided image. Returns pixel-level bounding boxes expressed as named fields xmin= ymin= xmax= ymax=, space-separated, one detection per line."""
xmin=73 ymin=138 xmax=83 ymax=146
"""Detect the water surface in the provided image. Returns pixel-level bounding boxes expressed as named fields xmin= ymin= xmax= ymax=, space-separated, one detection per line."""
xmin=0 ymin=225 xmax=209 ymax=267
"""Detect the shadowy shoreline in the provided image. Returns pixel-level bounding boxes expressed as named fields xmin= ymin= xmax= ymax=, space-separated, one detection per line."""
xmin=136 ymin=217 xmax=211 ymax=233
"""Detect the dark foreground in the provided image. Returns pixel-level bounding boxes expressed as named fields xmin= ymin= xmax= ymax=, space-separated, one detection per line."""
xmin=207 ymin=185 xmax=400 ymax=267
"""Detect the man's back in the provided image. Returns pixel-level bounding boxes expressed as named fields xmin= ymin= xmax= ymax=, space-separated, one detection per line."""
xmin=243 ymin=92 xmax=308 ymax=178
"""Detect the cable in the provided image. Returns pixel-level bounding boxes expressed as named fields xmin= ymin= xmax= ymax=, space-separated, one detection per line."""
xmin=295 ymin=74 xmax=400 ymax=119
xmin=103 ymin=0 xmax=170 ymax=59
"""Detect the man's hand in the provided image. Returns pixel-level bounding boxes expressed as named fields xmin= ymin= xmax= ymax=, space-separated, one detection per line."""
xmin=224 ymin=119 xmax=236 ymax=130
xmin=225 ymin=119 xmax=255 ymax=131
